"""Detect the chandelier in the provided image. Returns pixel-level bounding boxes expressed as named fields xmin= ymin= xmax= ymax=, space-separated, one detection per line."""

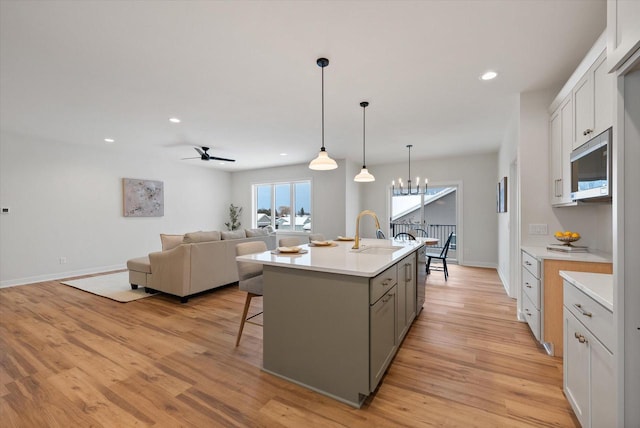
xmin=392 ymin=144 xmax=427 ymax=195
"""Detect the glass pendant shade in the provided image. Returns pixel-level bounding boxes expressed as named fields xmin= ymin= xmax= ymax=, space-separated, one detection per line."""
xmin=354 ymin=167 xmax=375 ymax=182
xmin=309 ymin=148 xmax=338 ymax=170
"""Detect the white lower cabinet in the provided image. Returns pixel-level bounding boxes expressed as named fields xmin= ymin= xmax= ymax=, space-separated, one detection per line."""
xmin=563 ymin=280 xmax=615 ymax=427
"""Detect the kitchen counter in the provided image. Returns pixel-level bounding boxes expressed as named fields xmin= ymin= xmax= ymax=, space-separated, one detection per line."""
xmin=237 ymin=237 xmax=424 ymax=276
xmin=521 ymin=245 xmax=612 ymax=263
xmin=559 ymin=271 xmax=613 ymax=312
xmin=236 ymin=238 xmax=425 ymax=407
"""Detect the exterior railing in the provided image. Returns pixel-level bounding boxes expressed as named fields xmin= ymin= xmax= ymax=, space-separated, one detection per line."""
xmin=390 ymin=223 xmax=456 ymax=251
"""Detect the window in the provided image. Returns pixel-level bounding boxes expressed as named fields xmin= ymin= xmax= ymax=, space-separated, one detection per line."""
xmin=254 ymin=180 xmax=311 ymax=232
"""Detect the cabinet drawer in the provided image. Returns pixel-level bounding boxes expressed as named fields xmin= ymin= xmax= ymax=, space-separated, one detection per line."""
xmin=522 ymin=267 xmax=541 ymax=309
xmin=523 ymin=293 xmax=541 ymax=341
xmin=370 ymin=265 xmax=397 ymax=304
xmin=522 ymin=251 xmax=540 ymax=278
xmin=564 ymin=281 xmax=614 ymax=352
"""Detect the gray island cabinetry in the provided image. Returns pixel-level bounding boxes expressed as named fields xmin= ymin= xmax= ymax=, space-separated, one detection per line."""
xmin=237 ymin=238 xmax=424 ymax=407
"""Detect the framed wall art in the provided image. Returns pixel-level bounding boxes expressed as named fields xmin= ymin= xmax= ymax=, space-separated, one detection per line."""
xmin=497 ymin=176 xmax=507 ymax=213
xmin=123 ymin=178 xmax=164 ymax=217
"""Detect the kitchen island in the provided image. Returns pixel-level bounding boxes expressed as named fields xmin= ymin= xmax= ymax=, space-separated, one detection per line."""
xmin=236 ymin=238 xmax=426 ymax=407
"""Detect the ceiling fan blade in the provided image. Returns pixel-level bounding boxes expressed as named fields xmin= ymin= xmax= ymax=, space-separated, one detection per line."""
xmin=181 ymin=156 xmax=200 ymax=160
xmin=209 ymin=156 xmax=236 ymax=162
xmin=194 ymin=147 xmax=205 ymax=156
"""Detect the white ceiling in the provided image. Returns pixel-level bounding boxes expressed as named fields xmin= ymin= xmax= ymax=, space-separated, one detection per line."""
xmin=0 ymin=1 xmax=606 ymax=171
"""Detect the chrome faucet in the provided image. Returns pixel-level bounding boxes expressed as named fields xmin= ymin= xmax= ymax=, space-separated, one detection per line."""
xmin=353 ymin=210 xmax=381 ymax=249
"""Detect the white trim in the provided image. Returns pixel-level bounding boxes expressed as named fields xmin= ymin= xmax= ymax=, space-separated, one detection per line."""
xmin=461 ymin=261 xmax=497 ymax=269
xmin=0 ymin=264 xmax=126 ymax=288
xmin=496 ymin=264 xmax=512 ymax=298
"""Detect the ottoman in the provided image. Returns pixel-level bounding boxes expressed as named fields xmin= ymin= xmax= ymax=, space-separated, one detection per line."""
xmin=126 ymin=256 xmax=152 ymax=290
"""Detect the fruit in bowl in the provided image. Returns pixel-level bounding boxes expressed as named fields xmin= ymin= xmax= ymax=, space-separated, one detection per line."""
xmin=554 ymin=230 xmax=581 ymax=245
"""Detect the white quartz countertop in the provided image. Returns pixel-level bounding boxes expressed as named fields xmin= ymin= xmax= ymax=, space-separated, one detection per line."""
xmin=559 ymin=271 xmax=613 ymax=312
xmin=522 ymin=245 xmax=612 ymax=263
xmin=236 ymin=238 xmax=425 ymax=277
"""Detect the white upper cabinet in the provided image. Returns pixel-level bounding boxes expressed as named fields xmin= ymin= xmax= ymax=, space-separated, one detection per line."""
xmin=573 ymin=50 xmax=613 ymax=149
xmin=550 ymin=95 xmax=575 ymax=206
xmin=607 ymin=0 xmax=640 ymax=72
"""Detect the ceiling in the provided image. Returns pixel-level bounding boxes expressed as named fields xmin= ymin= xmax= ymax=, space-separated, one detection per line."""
xmin=0 ymin=1 xmax=606 ymax=171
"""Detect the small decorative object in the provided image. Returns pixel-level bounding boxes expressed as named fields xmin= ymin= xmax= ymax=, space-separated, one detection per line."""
xmin=123 ymin=178 xmax=164 ymax=217
xmin=497 ymin=176 xmax=507 ymax=213
xmin=554 ymin=230 xmax=581 ymax=246
xmin=225 ymin=204 xmax=243 ymax=231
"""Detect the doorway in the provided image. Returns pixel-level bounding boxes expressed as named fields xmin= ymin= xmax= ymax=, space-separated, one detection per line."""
xmin=390 ymin=184 xmax=459 ymax=262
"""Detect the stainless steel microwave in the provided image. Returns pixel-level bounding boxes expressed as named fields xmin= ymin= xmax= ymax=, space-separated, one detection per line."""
xmin=570 ymin=127 xmax=612 ymax=202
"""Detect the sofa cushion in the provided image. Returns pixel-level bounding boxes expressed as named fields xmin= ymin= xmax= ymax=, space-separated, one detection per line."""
xmin=221 ymin=229 xmax=247 ymax=240
xmin=183 ymin=230 xmax=221 ymax=243
xmin=245 ymin=228 xmax=268 ymax=237
xmin=127 ymin=256 xmax=151 ymax=274
xmin=160 ymin=234 xmax=184 ymax=251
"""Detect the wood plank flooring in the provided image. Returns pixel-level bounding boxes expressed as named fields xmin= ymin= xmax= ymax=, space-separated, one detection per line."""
xmin=0 ymin=265 xmax=579 ymax=427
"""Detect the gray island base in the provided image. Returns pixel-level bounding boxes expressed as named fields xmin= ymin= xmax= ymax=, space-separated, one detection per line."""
xmin=237 ymin=239 xmax=426 ymax=407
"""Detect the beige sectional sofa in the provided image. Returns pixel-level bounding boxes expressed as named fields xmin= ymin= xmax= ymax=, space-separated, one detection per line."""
xmin=127 ymin=229 xmax=276 ymax=303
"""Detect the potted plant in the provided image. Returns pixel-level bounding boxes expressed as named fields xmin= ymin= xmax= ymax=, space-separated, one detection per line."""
xmin=225 ymin=204 xmax=242 ymax=231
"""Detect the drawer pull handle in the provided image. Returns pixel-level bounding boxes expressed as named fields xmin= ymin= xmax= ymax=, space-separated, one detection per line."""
xmin=574 ymin=332 xmax=587 ymax=344
xmin=381 ymin=278 xmax=393 ymax=286
xmin=382 ymin=293 xmax=395 ymax=303
xmin=525 ymin=282 xmax=532 ymax=288
xmin=525 ymin=309 xmax=531 ymax=316
xmin=573 ymin=303 xmax=592 ymax=318
xmin=525 ymin=261 xmax=531 ymax=266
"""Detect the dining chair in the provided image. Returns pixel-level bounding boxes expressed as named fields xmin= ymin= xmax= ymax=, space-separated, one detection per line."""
xmin=425 ymin=232 xmax=454 ymax=280
xmin=394 ymin=232 xmax=416 ymax=241
xmin=308 ymin=233 xmax=325 ymax=242
xmin=412 ymin=228 xmax=428 ymax=237
xmin=279 ymin=237 xmax=300 ymax=247
xmin=235 ymin=241 xmax=267 ymax=346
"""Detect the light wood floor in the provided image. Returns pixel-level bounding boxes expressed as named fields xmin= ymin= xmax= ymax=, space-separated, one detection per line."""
xmin=0 ymin=265 xmax=579 ymax=427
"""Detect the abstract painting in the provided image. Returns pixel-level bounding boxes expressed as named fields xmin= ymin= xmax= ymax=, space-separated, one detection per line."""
xmin=123 ymin=178 xmax=164 ymax=217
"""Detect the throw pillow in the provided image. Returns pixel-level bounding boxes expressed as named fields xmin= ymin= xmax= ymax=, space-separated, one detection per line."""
xmin=245 ymin=228 xmax=267 ymax=237
xmin=183 ymin=230 xmax=222 ymax=243
xmin=160 ymin=234 xmax=184 ymax=251
xmin=221 ymin=229 xmax=247 ymax=240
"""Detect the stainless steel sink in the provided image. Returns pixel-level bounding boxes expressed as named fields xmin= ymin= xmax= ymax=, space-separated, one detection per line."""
xmin=354 ymin=245 xmax=404 ymax=254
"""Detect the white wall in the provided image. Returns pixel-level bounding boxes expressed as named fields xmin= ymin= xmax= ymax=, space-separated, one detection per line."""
xmin=0 ymin=131 xmax=231 ymax=286
xmin=229 ymin=160 xmax=353 ymax=242
xmin=361 ymin=152 xmax=499 ymax=268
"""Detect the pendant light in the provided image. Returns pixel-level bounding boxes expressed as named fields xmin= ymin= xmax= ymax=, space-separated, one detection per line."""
xmin=354 ymin=101 xmax=375 ymax=182
xmin=309 ymin=57 xmax=338 ymax=170
xmin=392 ymin=144 xmax=427 ymax=195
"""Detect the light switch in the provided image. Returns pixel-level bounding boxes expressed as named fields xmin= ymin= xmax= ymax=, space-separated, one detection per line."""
xmin=529 ymin=224 xmax=548 ymax=235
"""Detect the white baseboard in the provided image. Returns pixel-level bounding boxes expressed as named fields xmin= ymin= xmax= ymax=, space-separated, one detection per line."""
xmin=461 ymin=261 xmax=498 ymax=269
xmin=496 ymin=266 xmax=515 ymax=299
xmin=0 ymin=264 xmax=126 ymax=288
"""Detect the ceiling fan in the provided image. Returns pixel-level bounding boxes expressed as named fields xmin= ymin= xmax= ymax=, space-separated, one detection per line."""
xmin=183 ymin=147 xmax=236 ymax=163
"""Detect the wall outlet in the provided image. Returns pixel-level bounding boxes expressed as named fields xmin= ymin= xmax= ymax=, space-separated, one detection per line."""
xmin=529 ymin=224 xmax=548 ymax=235
xmin=59 ymin=257 xmax=67 ymax=264
xmin=1 ymin=207 xmax=9 ymax=214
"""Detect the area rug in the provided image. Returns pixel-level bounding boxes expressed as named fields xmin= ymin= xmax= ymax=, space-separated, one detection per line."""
xmin=61 ymin=272 xmax=154 ymax=303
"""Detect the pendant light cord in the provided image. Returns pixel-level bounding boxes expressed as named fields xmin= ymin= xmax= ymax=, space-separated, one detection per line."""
xmin=321 ymin=65 xmax=325 ymax=150
xmin=362 ymin=105 xmax=366 ymax=167
xmin=408 ymin=144 xmax=412 ymax=183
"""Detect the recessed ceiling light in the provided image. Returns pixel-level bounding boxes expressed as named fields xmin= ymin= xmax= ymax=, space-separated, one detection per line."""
xmin=480 ymin=71 xmax=498 ymax=81
xmin=104 ymin=138 xmax=115 ymax=143
xmin=169 ymin=117 xmax=181 ymax=123
xmin=280 ymin=153 xmax=288 ymax=156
